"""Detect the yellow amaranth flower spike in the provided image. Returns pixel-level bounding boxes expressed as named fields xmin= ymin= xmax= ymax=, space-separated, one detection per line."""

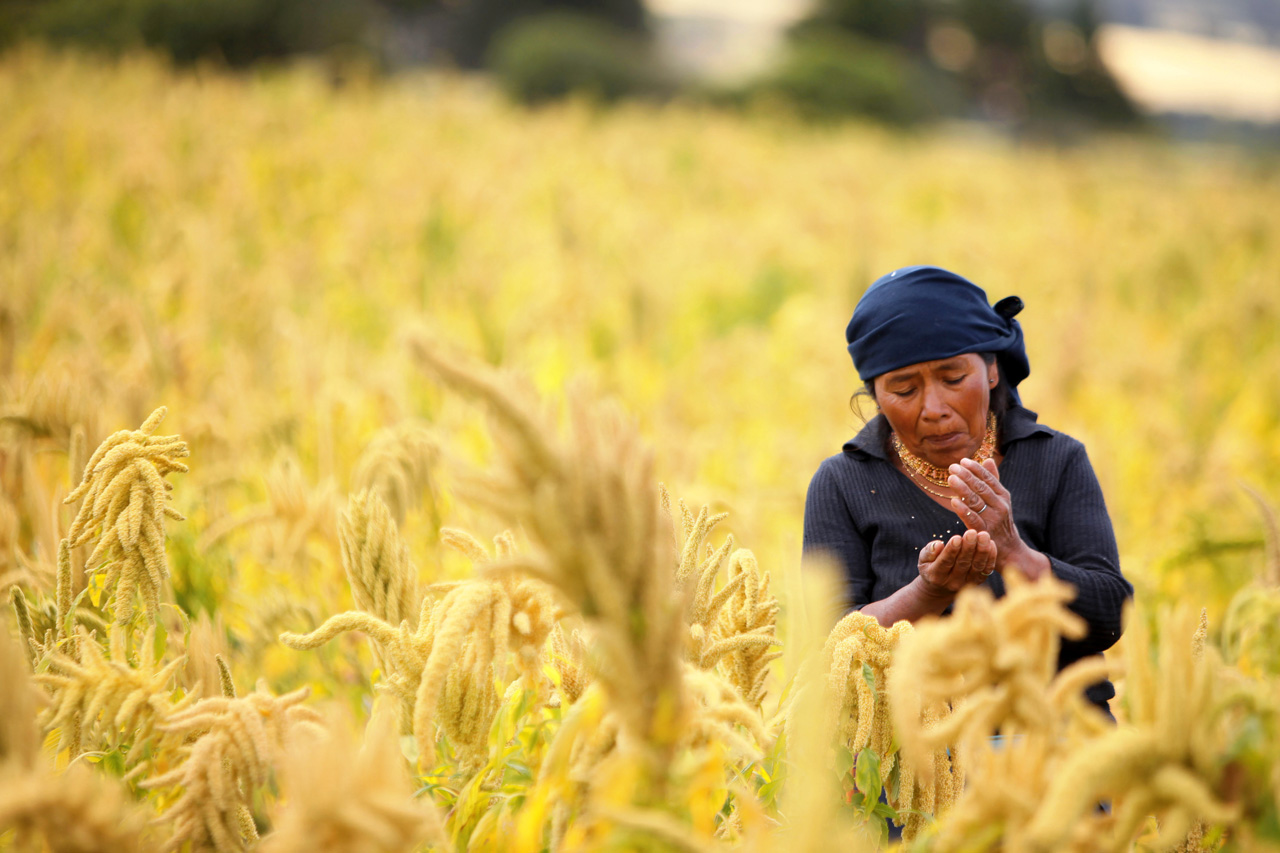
xmin=440 ymin=526 xmax=562 ymax=683
xmin=930 ymin=732 xmax=1057 ymax=852
xmin=63 ymin=406 xmax=188 ymax=625
xmin=817 ymin=610 xmax=960 ymax=841
xmin=0 ymin=369 xmax=99 ymax=449
xmin=38 ymin=625 xmax=192 ymax=766
xmin=216 ymin=654 xmax=237 ymax=699
xmin=340 ymin=490 xmax=420 ymax=633
xmin=351 ymin=422 xmax=439 ymax=526
xmin=821 ymin=611 xmax=906 ymax=756
xmin=889 ymin=573 xmax=1087 ymax=769
xmin=281 ymin=608 xmax=436 ymax=749
xmin=412 ymin=337 xmax=687 ymax=765
xmin=440 ymin=527 xmax=490 ymax=565
xmin=668 ymin=493 xmax=776 ymax=685
xmin=886 ymin=574 xmax=1141 ymax=851
xmin=55 ymin=538 xmax=72 ymax=645
xmin=667 ymin=493 xmax=730 ymax=586
xmin=1191 ymin=608 xmax=1208 ymax=662
xmin=1023 ymin=607 xmax=1241 ymax=853
xmin=1178 ymin=608 xmax=1211 ymax=853
xmin=414 ymin=581 xmax=505 ymax=770
xmin=1240 ymin=483 xmax=1279 ymax=587
xmin=282 ymin=565 xmax=557 ymax=772
xmin=681 ymin=664 xmax=767 ymax=762
xmin=262 ymin=701 xmax=448 ymax=853
xmin=0 ymin=762 xmax=159 ymax=853
xmin=9 ymin=585 xmax=39 ymax=666
xmin=713 ymin=549 xmax=781 ymax=709
xmin=548 ymin=623 xmax=591 ymax=705
xmin=143 ymin=684 xmax=320 ymax=853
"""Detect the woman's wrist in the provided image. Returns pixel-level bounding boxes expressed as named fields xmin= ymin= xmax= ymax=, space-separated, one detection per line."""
xmin=914 ymin=574 xmax=957 ymax=604
xmin=999 ymin=540 xmax=1051 ymax=580
xmin=862 ymin=576 xmax=956 ymax=626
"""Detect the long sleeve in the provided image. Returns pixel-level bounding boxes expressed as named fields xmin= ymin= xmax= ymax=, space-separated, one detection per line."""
xmin=1041 ymin=441 xmax=1133 ymax=660
xmin=803 ymin=457 xmax=874 ymax=613
xmin=802 ymin=409 xmax=1130 ymax=714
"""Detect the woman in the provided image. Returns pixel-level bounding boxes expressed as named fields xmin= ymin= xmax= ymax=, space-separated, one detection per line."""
xmin=803 ymin=265 xmax=1132 ymax=711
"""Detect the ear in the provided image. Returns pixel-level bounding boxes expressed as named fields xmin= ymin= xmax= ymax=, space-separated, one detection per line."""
xmin=986 ymin=360 xmax=999 ymax=388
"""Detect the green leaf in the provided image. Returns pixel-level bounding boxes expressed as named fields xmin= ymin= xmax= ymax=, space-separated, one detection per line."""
xmin=152 ymin=615 xmax=168 ymax=660
xmin=758 ymin=775 xmax=784 ymax=805
xmin=886 ymin=756 xmax=901 ymax=800
xmin=101 ymin=748 xmax=128 ymax=777
xmin=503 ymin=759 xmax=534 ymax=786
xmin=467 ymin=805 xmax=501 ymax=850
xmin=872 ymin=801 xmax=899 ymax=820
xmin=854 ymin=748 xmax=882 ymax=818
xmin=836 ymin=744 xmax=856 ymax=778
xmin=871 ymin=813 xmax=889 ymax=848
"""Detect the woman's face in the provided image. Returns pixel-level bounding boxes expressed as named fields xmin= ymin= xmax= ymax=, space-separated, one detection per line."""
xmin=873 ymin=353 xmax=999 ymax=468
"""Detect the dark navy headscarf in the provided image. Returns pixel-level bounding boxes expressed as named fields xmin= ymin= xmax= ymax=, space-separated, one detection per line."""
xmin=845 ymin=265 xmax=1030 ymax=398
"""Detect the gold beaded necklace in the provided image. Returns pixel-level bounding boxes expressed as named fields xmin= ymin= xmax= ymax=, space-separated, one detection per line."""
xmin=901 ymin=466 xmax=957 ymax=500
xmin=892 ymin=412 xmax=997 ymax=488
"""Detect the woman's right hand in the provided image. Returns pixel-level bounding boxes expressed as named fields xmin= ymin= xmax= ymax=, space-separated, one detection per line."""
xmin=917 ymin=529 xmax=997 ymax=596
xmin=860 ymin=528 xmax=998 ymax=627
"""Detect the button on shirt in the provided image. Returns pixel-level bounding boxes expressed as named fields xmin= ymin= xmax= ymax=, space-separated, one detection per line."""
xmin=803 ymin=405 xmax=1132 ymax=709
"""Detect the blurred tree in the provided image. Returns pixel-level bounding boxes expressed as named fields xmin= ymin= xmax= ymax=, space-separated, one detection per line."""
xmin=1026 ymin=0 xmax=1138 ymax=124
xmin=0 ymin=0 xmax=374 ymax=65
xmin=788 ymin=0 xmax=1139 ymax=126
xmin=488 ymin=12 xmax=666 ymax=104
xmin=0 ymin=0 xmax=653 ymax=74
xmin=753 ymin=31 xmax=937 ymax=126
xmin=793 ymin=0 xmax=929 ymax=46
xmin=441 ymin=0 xmax=648 ymax=69
xmin=956 ymin=0 xmax=1034 ymax=49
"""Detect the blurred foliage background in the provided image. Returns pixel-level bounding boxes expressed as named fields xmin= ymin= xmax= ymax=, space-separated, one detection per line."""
xmin=1 ymin=36 xmax=1276 ymax=649
xmin=0 ymin=0 xmax=1146 ymax=128
xmin=2 ymin=4 xmax=1278 ymax=846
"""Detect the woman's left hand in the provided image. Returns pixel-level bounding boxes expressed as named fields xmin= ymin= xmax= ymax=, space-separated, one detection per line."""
xmin=947 ymin=458 xmax=1048 ymax=579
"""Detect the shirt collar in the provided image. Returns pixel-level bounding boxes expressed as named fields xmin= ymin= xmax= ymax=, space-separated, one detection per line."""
xmin=842 ymin=405 xmax=1052 ymax=460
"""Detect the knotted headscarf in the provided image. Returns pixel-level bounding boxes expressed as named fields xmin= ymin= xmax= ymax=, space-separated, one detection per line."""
xmin=845 ymin=265 xmax=1030 ymax=398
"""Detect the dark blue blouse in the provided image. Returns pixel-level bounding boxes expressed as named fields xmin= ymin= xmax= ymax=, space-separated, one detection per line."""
xmin=803 ymin=406 xmax=1132 ymax=707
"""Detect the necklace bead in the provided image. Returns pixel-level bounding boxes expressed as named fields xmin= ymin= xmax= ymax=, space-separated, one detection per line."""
xmin=893 ymin=412 xmax=997 ymax=488
xmin=907 ymin=473 xmax=957 ymax=501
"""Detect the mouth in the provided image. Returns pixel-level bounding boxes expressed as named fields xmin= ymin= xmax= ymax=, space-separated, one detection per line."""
xmin=921 ymin=432 xmax=965 ymax=448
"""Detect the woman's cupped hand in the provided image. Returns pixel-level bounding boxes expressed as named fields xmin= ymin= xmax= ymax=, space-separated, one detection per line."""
xmin=917 ymin=528 xmax=997 ymax=594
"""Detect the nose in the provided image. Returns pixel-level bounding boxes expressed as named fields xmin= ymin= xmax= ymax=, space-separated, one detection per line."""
xmin=920 ymin=380 xmax=949 ymax=421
